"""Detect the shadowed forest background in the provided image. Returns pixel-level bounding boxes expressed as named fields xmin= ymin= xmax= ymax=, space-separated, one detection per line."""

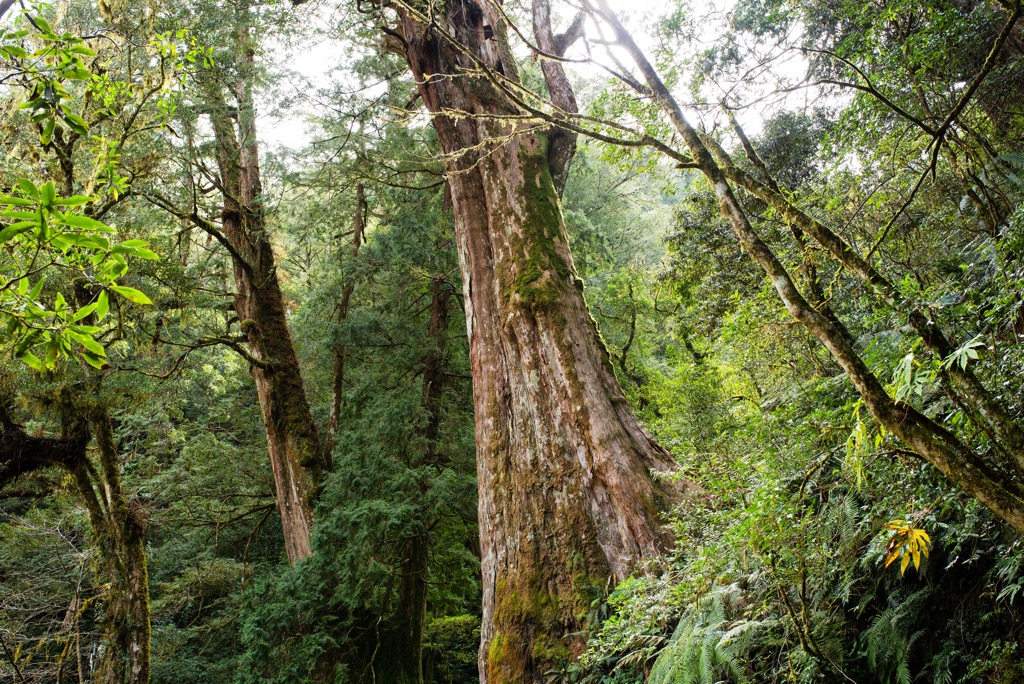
xmin=2 ymin=0 xmax=1024 ymax=682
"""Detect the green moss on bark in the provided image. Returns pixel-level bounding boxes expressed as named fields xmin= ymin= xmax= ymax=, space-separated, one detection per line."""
xmin=504 ymin=140 xmax=572 ymax=311
xmin=489 ymin=567 xmax=613 ymax=680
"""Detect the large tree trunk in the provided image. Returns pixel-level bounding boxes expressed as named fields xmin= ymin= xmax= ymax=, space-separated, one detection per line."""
xmin=394 ymin=8 xmax=687 ymax=680
xmin=206 ymin=38 xmax=324 ymax=563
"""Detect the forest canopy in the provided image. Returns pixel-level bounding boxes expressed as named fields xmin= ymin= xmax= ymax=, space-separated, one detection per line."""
xmin=1 ymin=0 xmax=1024 ymax=682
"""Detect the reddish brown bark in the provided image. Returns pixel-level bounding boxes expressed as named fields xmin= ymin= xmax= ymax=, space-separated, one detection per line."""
xmin=392 ymin=5 xmax=689 ymax=679
xmin=206 ymin=58 xmax=324 ymax=563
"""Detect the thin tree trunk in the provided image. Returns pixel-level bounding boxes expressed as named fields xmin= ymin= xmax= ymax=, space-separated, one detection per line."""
xmin=703 ymin=134 xmax=1024 ymax=469
xmin=205 ymin=24 xmax=324 ymax=563
xmin=393 ymin=6 xmax=689 ymax=679
xmin=378 ymin=533 xmax=430 ymax=684
xmin=595 ymin=0 xmax=1024 ymax=532
xmin=376 ymin=276 xmax=453 ymax=684
xmin=323 ymin=183 xmax=366 ymax=465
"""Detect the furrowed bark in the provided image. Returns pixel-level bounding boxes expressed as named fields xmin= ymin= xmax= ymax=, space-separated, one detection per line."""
xmin=393 ymin=4 xmax=689 ymax=679
xmin=207 ymin=53 xmax=323 ymax=563
xmin=595 ymin=0 xmax=1024 ymax=532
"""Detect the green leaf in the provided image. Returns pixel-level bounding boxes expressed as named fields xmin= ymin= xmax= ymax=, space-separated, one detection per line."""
xmin=109 ymin=284 xmax=152 ymax=304
xmin=0 ymin=210 xmax=39 ymax=220
xmin=60 ymin=233 xmax=108 ymax=250
xmin=71 ymin=302 xmax=98 ymax=322
xmin=104 ymin=260 xmax=128 ymax=280
xmin=0 ymin=196 xmax=36 ymax=206
xmin=27 ymin=277 xmax=45 ymax=302
xmin=63 ymin=214 xmax=115 ymax=232
xmin=62 ymin=67 xmax=91 ymax=80
xmin=34 ymin=17 xmax=54 ymax=35
xmin=16 ymin=179 xmax=39 ymax=200
xmin=96 ymin=290 xmax=109 ymax=320
xmin=40 ymin=181 xmax=56 ymax=206
xmin=18 ymin=351 xmax=45 ymax=371
xmin=81 ymin=351 xmax=107 ymax=369
xmin=0 ymin=222 xmax=36 ymax=244
xmin=62 ymin=111 xmax=88 ymax=136
xmin=41 ymin=116 xmax=55 ymax=145
xmin=58 ymin=195 xmax=93 ymax=207
xmin=69 ymin=45 xmax=96 ymax=56
xmin=111 ymin=243 xmax=158 ymax=260
xmin=67 ymin=329 xmax=105 ymax=356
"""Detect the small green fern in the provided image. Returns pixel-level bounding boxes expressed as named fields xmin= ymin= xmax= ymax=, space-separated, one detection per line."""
xmin=648 ymin=584 xmax=760 ymax=684
xmin=864 ymin=587 xmax=932 ymax=684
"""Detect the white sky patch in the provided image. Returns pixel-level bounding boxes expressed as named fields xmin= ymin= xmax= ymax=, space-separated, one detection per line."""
xmin=257 ymin=37 xmax=342 ymax=151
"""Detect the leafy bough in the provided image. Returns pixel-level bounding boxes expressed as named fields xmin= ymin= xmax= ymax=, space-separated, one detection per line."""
xmin=0 ymin=179 xmax=156 ymax=370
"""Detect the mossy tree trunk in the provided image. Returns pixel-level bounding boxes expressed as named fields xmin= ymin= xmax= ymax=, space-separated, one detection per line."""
xmin=0 ymin=405 xmax=152 ymax=684
xmin=88 ymin=411 xmax=151 ymax=684
xmin=204 ymin=16 xmax=324 ymax=564
xmin=595 ymin=0 xmax=1024 ymax=533
xmin=391 ymin=6 xmax=688 ymax=680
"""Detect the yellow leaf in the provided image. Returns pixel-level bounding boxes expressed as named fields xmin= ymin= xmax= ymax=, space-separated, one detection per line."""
xmin=913 ymin=551 xmax=921 ymax=571
xmin=901 ymin=552 xmax=911 ymax=575
xmin=885 ymin=550 xmax=900 ymax=568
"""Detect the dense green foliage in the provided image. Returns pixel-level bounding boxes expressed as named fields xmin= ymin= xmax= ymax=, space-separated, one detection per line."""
xmin=2 ymin=0 xmax=1024 ymax=681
